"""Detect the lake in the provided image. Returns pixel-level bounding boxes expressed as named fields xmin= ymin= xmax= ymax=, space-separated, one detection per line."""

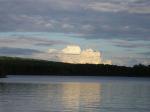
xmin=0 ymin=75 xmax=150 ymax=112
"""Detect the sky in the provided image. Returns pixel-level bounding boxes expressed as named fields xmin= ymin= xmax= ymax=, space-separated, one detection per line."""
xmin=0 ymin=0 xmax=150 ymax=66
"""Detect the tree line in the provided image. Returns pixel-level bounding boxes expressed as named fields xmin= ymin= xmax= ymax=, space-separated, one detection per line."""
xmin=0 ymin=56 xmax=150 ymax=78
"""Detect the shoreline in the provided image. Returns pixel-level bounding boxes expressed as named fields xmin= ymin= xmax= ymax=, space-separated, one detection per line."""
xmin=1 ymin=75 xmax=150 ymax=84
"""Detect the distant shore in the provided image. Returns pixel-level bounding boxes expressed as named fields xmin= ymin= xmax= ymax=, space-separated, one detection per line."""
xmin=0 ymin=56 xmax=150 ymax=78
xmin=1 ymin=75 xmax=150 ymax=84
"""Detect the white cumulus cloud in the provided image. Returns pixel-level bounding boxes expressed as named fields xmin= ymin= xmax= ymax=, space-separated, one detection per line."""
xmin=45 ymin=45 xmax=112 ymax=65
xmin=61 ymin=45 xmax=81 ymax=54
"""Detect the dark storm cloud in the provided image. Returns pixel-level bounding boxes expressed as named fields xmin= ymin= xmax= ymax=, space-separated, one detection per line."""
xmin=0 ymin=0 xmax=150 ymax=40
xmin=0 ymin=47 xmax=42 ymax=56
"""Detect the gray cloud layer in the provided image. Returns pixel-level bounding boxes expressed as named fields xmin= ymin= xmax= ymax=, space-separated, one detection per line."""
xmin=0 ymin=0 xmax=149 ymax=66
xmin=0 ymin=0 xmax=150 ymax=40
xmin=0 ymin=47 xmax=42 ymax=56
xmin=0 ymin=36 xmax=69 ymax=48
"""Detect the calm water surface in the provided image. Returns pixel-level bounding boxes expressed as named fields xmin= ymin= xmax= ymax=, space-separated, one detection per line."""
xmin=0 ymin=76 xmax=150 ymax=112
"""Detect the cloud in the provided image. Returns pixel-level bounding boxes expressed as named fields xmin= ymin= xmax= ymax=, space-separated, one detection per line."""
xmin=112 ymin=39 xmax=150 ymax=48
xmin=35 ymin=40 xmax=69 ymax=46
xmin=87 ymin=1 xmax=150 ymax=14
xmin=58 ymin=45 xmax=102 ymax=64
xmin=48 ymin=48 xmax=58 ymax=53
xmin=44 ymin=45 xmax=112 ymax=65
xmin=0 ymin=47 xmax=42 ymax=56
xmin=87 ymin=2 xmax=127 ymax=13
xmin=61 ymin=45 xmax=81 ymax=54
xmin=0 ymin=0 xmax=150 ymax=41
xmin=32 ymin=52 xmax=59 ymax=62
xmin=137 ymin=52 xmax=150 ymax=56
xmin=0 ymin=36 xmax=69 ymax=48
xmin=62 ymin=23 xmax=74 ymax=31
xmin=80 ymin=24 xmax=95 ymax=33
xmin=0 ymin=0 xmax=149 ymax=66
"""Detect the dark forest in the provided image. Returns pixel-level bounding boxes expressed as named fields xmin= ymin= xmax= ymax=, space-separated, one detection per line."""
xmin=0 ymin=56 xmax=150 ymax=78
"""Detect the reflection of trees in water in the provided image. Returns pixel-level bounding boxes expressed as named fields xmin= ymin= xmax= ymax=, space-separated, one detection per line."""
xmin=61 ymin=83 xmax=101 ymax=110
